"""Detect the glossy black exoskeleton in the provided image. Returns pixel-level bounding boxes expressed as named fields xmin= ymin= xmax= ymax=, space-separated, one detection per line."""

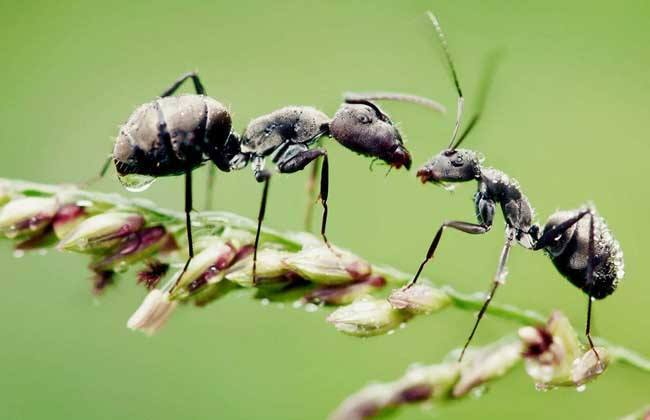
xmin=405 ymin=13 xmax=624 ymax=361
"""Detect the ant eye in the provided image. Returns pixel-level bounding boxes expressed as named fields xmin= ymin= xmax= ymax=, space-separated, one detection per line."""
xmin=357 ymin=114 xmax=372 ymax=124
xmin=451 ymin=155 xmax=464 ymax=167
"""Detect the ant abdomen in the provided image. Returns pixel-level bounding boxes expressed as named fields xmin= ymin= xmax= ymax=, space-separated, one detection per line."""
xmin=541 ymin=208 xmax=624 ymax=299
xmin=114 ymin=94 xmax=232 ymax=178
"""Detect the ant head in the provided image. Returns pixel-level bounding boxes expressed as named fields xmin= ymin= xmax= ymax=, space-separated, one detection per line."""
xmin=416 ymin=148 xmax=481 ymax=184
xmin=329 ymin=101 xmax=411 ymax=170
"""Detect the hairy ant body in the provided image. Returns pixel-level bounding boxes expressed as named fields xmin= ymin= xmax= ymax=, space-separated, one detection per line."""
xmin=405 ymin=13 xmax=624 ymax=361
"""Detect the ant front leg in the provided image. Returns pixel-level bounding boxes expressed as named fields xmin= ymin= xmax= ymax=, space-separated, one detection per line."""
xmin=160 ymin=71 xmax=206 ymax=97
xmin=407 ymin=220 xmax=491 ymax=288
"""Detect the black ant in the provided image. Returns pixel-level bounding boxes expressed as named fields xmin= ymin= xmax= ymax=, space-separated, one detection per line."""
xmin=404 ymin=13 xmax=624 ymax=362
xmin=101 ymin=72 xmax=243 ymax=292
xmin=102 ymin=71 xmax=445 ymax=289
xmin=236 ymin=93 xmax=445 ymax=280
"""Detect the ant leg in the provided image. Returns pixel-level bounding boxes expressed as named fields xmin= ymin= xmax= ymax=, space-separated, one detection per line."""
xmin=407 ymin=220 xmax=491 ymax=288
xmin=304 ymin=156 xmax=320 ymax=232
xmin=318 ymin=153 xmax=335 ymax=251
xmin=252 ymin=171 xmax=271 ymax=285
xmin=170 ymin=168 xmax=195 ymax=293
xmin=584 ymin=211 xmax=601 ymax=363
xmin=532 ymin=209 xmax=590 ymax=250
xmin=276 ymin=147 xmax=331 ymax=247
xmin=81 ymin=155 xmax=112 ymax=187
xmin=204 ymin=164 xmax=216 ymax=210
xmin=459 ymin=230 xmax=515 ymax=361
xmin=160 ymin=71 xmax=206 ymax=97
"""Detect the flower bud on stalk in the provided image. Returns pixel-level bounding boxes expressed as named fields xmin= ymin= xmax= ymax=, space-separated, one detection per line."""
xmin=330 ymin=363 xmax=460 ymax=420
xmin=58 ymin=212 xmax=144 ymax=253
xmin=304 ymin=275 xmax=386 ymax=306
xmin=388 ymin=284 xmax=451 ymax=315
xmin=0 ymin=197 xmax=58 ymax=239
xmin=283 ymin=245 xmax=371 ymax=285
xmin=89 ymin=226 xmax=172 ymax=273
xmin=169 ymin=238 xmax=237 ymax=298
xmin=326 ymin=295 xmax=410 ymax=337
xmin=52 ymin=204 xmax=87 ymax=239
xmin=519 ymin=311 xmax=608 ymax=388
xmin=453 ymin=339 xmax=523 ymax=397
xmin=225 ymin=248 xmax=293 ymax=288
xmin=127 ymin=289 xmax=177 ymax=335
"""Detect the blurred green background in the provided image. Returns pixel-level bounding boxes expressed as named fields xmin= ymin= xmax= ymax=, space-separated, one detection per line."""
xmin=1 ymin=0 xmax=649 ymax=418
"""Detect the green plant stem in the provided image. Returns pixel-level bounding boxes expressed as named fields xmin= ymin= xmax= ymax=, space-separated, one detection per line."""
xmin=2 ymin=178 xmax=649 ymax=374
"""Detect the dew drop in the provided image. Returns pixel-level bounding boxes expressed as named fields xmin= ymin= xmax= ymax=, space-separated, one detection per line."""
xmin=304 ymin=303 xmax=319 ymax=313
xmin=5 ymin=226 xmax=18 ymax=239
xmin=471 ymin=385 xmax=487 ymax=399
xmin=387 ymin=329 xmax=395 ymax=335
xmin=399 ymin=322 xmax=407 ymax=329
xmin=28 ymin=217 xmax=40 ymax=230
xmin=292 ymin=300 xmax=304 ymax=309
xmin=117 ymin=174 xmax=156 ymax=192
xmin=38 ymin=249 xmax=47 ymax=256
xmin=260 ymin=298 xmax=270 ymax=306
xmin=75 ymin=200 xmax=93 ymax=207
xmin=115 ymin=261 xmax=129 ymax=273
xmin=576 ymin=384 xmax=586 ymax=393
xmin=13 ymin=249 xmax=25 ymax=258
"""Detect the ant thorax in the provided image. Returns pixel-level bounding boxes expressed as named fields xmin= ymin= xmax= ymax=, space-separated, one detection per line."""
xmin=478 ymin=167 xmax=537 ymax=247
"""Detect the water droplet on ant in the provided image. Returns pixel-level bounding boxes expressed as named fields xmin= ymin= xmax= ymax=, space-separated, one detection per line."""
xmin=117 ymin=174 xmax=156 ymax=192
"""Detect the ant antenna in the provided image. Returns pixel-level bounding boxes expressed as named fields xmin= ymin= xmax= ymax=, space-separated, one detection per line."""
xmin=344 ymin=98 xmax=393 ymax=123
xmin=344 ymin=92 xmax=447 ymax=114
xmin=427 ymin=11 xmax=464 ymax=151
xmin=453 ymin=51 xmax=502 ymax=150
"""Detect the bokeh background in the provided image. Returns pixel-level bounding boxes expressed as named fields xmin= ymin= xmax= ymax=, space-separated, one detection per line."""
xmin=1 ymin=0 xmax=649 ymax=418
